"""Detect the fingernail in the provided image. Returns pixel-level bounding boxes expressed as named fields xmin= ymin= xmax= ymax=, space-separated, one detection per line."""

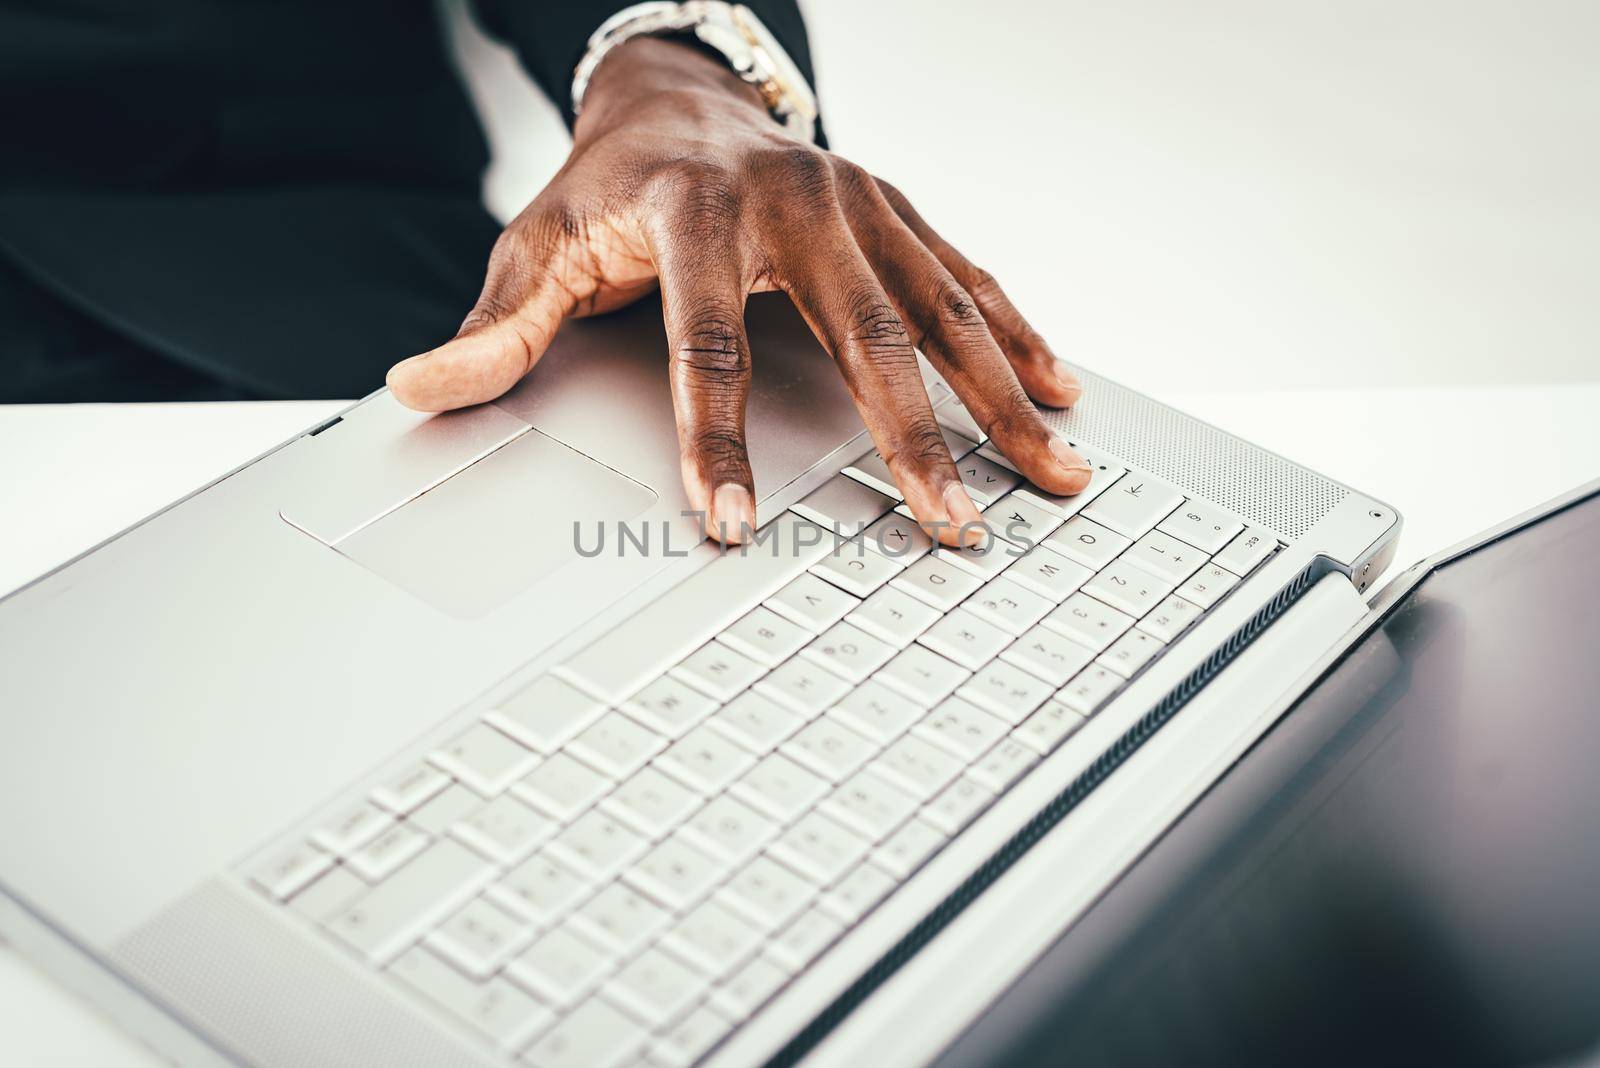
xmin=1048 ymin=435 xmax=1093 ymax=489
xmin=710 ymin=483 xmax=755 ymax=544
xmin=942 ymin=482 xmax=987 ymax=547
xmin=1052 ymin=360 xmax=1082 ymax=402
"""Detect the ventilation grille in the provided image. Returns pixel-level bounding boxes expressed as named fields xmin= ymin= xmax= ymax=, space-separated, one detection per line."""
xmin=1040 ymin=367 xmax=1346 ymax=540
xmin=763 ymin=559 xmax=1330 ymax=1068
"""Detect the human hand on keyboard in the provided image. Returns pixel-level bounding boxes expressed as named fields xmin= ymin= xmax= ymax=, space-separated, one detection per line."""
xmin=385 ymin=38 xmax=1092 ymax=546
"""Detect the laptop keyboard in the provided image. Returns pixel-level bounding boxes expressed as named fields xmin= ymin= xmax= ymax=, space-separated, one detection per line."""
xmin=246 ymin=397 xmax=1279 ymax=1067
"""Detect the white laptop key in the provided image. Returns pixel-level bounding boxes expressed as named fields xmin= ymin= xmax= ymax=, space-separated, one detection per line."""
xmin=545 ymin=810 xmax=647 ymax=882
xmin=347 ymin=823 xmax=429 ymax=882
xmin=1001 ymin=623 xmax=1098 ymax=687
xmin=657 ymin=1005 xmax=737 ymax=1068
xmin=568 ymin=711 xmax=666 ymax=779
xmin=662 ymin=897 xmax=763 ymax=975
xmin=1042 ymin=514 xmax=1131 ymax=572
xmin=556 ymin=513 xmax=833 ymax=703
xmin=1157 ymin=499 xmax=1244 ymax=554
xmin=822 ymin=861 xmax=898 ymax=925
xmin=841 ymin=445 xmax=902 ymax=501
xmin=935 ymin=534 xmax=1021 ymax=583
xmin=765 ymin=571 xmax=859 ymax=632
xmin=720 ymin=855 xmax=816 ymax=930
xmin=511 ymin=751 xmax=611 ymax=822
xmin=955 ymin=452 xmax=1021 ymax=508
xmin=754 ymin=657 xmax=853 ymax=716
xmin=656 ymin=723 xmax=757 ymax=794
xmin=425 ymin=895 xmax=531 ymax=980
xmin=450 ymin=793 xmax=554 ymax=865
xmin=684 ymin=794 xmax=777 ymax=864
xmin=915 ymin=697 xmax=1008 ymax=761
xmin=573 ymin=881 xmax=668 ymax=956
xmin=1083 ymin=557 xmax=1174 ymax=619
xmin=601 ymin=766 xmax=701 ymax=838
xmin=958 ymin=657 xmax=1054 ymax=723
xmin=522 ymin=995 xmax=644 ymax=1068
xmin=859 ymin=511 xmax=934 ymax=565
xmin=714 ymin=953 xmax=791 ymax=1017
xmin=810 ymin=547 xmax=903 ymax=599
xmin=876 ymin=818 xmax=947 ymax=879
xmin=506 ymin=926 xmax=612 ymax=1007
xmin=288 ymin=864 xmax=366 ymax=923
xmin=919 ymin=608 xmax=1011 ymax=671
xmin=621 ymin=674 xmax=719 ymax=740
xmin=846 ymin=585 xmax=941 ymax=647
xmin=1099 ymin=628 xmax=1165 ymax=678
xmin=970 ymin=737 xmax=1040 ymax=793
xmin=801 ymin=621 xmax=897 ymax=683
xmin=1006 ymin=547 xmax=1094 ymax=603
xmin=877 ymin=643 xmax=970 ymax=707
xmin=626 ymin=834 xmax=725 ymax=911
xmin=781 ymin=716 xmax=877 ymax=782
xmin=963 ymin=576 xmax=1053 ymax=636
xmin=792 ymin=474 xmax=897 ymax=536
xmin=1180 ymin=561 xmax=1244 ymax=609
xmin=325 ymin=838 xmax=493 ymax=966
xmin=708 ymin=690 xmax=803 ymax=754
xmin=311 ymin=801 xmax=393 ymax=856
xmin=821 ymin=770 xmax=918 ymax=840
xmin=1057 ymin=666 xmax=1125 ymax=716
xmin=832 ymin=678 xmax=923 ymax=742
xmin=1044 ymin=592 xmax=1136 ymax=653
xmin=984 ymin=491 xmax=1064 ymax=547
xmin=389 ymin=946 xmax=552 ymax=1054
xmin=251 ymin=841 xmax=333 ymax=901
xmin=1212 ymin=526 xmax=1277 ymax=576
xmin=869 ymin=733 xmax=962 ymax=800
xmin=672 ymin=641 xmax=765 ymax=702
xmin=1013 ymin=702 xmax=1087 ymax=756
xmin=485 ymin=674 xmax=603 ymax=756
xmin=606 ymin=946 xmax=706 ymax=1029
xmin=1015 ymin=461 xmax=1122 ymax=520
xmin=1124 ymin=529 xmax=1207 ymax=585
xmin=488 ymin=851 xmax=590 ymax=925
xmin=1082 ymin=476 xmax=1185 ymax=538
xmin=934 ymin=395 xmax=986 ymax=443
xmin=406 ymin=783 xmax=483 ymax=836
xmin=717 ymin=606 xmax=812 ymax=667
xmin=731 ymin=752 xmax=830 ymax=823
xmin=891 ymin=553 xmax=984 ymax=611
xmin=1138 ymin=593 xmax=1204 ymax=643
xmin=371 ymin=763 xmax=451 ymax=816
xmin=924 ymin=777 xmax=995 ymax=835
xmin=770 ymin=907 xmax=846 ymax=972
xmin=429 ymin=722 xmax=539 ymax=797
xmin=769 ymin=810 xmax=870 ymax=884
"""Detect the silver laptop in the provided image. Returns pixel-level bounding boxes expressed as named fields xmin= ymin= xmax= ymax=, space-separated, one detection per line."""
xmin=0 ymin=291 xmax=1402 ymax=1068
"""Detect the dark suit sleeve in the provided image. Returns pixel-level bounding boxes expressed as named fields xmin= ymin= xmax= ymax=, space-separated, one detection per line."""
xmin=468 ymin=1 xmax=820 ymax=139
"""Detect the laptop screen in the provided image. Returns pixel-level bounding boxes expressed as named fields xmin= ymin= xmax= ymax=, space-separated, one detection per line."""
xmin=937 ymin=487 xmax=1600 ymax=1068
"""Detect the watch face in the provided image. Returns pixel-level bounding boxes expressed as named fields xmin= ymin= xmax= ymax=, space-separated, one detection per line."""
xmin=731 ymin=4 xmax=818 ymax=122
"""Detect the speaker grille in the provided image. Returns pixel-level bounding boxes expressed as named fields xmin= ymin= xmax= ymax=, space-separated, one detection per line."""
xmin=1040 ymin=368 xmax=1346 ymax=540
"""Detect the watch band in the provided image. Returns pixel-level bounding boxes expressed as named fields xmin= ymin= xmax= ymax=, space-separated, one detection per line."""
xmin=572 ymin=2 xmax=819 ymax=143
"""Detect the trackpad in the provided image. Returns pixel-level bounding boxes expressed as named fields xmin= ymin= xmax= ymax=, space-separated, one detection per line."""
xmin=335 ymin=429 xmax=657 ymax=618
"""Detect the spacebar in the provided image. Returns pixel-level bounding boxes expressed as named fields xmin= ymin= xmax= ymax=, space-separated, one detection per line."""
xmin=555 ymin=512 xmax=835 ymax=703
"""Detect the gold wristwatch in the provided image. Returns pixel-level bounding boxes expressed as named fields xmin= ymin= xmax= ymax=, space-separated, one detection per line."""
xmin=571 ymin=2 xmax=819 ymax=142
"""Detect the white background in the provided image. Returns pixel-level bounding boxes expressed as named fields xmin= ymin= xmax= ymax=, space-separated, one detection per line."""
xmin=3 ymin=1 xmax=1598 ymax=1063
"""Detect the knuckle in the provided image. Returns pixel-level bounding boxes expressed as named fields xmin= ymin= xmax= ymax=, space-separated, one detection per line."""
xmin=675 ymin=306 xmax=752 ymax=382
xmin=898 ymin=421 xmax=953 ymax=469
xmin=656 ymin=157 xmax=741 ymax=229
xmin=688 ymin=426 xmax=749 ymax=470
xmin=754 ymin=142 xmax=833 ymax=202
xmin=845 ymin=290 xmax=911 ymax=353
xmin=930 ymin=277 xmax=985 ymax=334
xmin=967 ymin=266 xmax=1003 ymax=301
xmin=981 ymin=386 xmax=1044 ymax=441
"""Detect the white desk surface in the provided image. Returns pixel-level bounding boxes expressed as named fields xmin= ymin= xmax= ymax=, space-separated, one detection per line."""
xmin=2 ymin=385 xmax=1597 ymax=1064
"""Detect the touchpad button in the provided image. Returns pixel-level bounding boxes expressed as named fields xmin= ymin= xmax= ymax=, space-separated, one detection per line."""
xmin=334 ymin=429 xmax=657 ymax=618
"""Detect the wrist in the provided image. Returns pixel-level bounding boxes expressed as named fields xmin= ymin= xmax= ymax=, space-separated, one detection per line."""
xmin=574 ymin=37 xmax=770 ymax=145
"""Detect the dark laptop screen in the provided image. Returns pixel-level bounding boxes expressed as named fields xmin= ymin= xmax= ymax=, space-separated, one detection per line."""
xmin=937 ymin=487 xmax=1600 ymax=1068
